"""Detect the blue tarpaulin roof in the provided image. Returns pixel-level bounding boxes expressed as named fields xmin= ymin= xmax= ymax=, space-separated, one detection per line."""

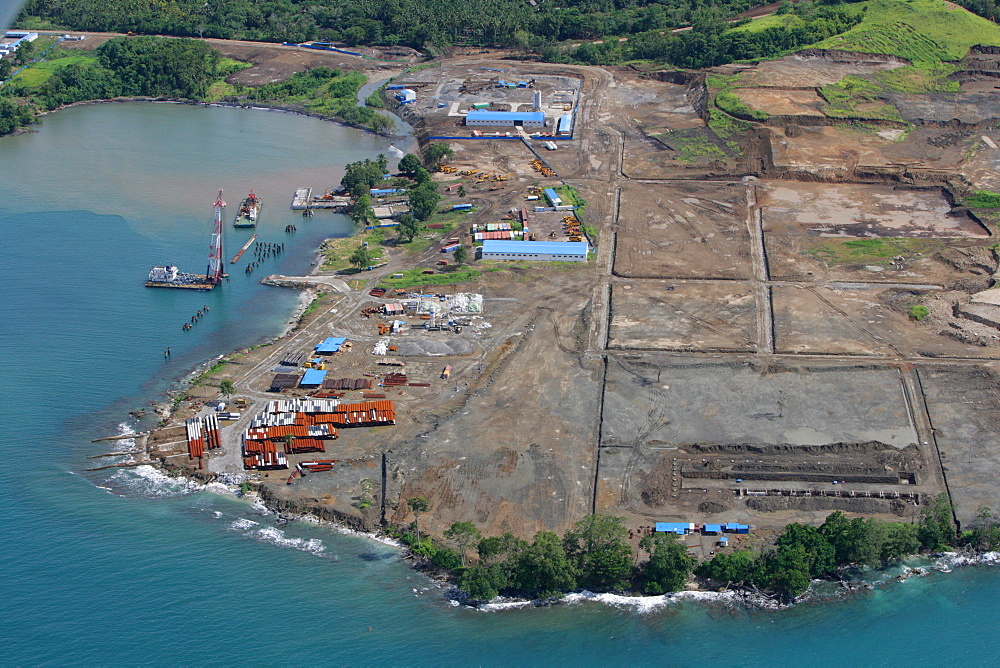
xmin=300 ymin=369 xmax=327 ymax=386
xmin=465 ymin=110 xmax=545 ymax=122
xmin=655 ymin=522 xmax=693 ymax=534
xmin=315 ymin=337 xmax=346 ymax=354
xmin=481 ymin=240 xmax=589 ymax=256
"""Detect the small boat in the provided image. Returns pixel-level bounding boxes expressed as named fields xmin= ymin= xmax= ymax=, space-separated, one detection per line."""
xmin=233 ymin=190 xmax=261 ymax=228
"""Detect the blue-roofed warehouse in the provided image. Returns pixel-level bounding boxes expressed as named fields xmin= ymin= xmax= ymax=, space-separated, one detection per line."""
xmin=655 ymin=522 xmax=695 ymax=535
xmin=315 ymin=337 xmax=347 ymax=354
xmin=300 ymin=369 xmax=328 ymax=387
xmin=544 ymin=188 xmax=562 ymax=206
xmin=480 ymin=240 xmax=589 ymax=262
xmin=465 ymin=110 xmax=546 ymax=127
xmin=702 ymin=524 xmax=723 ymax=535
xmin=724 ymin=523 xmax=750 ymax=534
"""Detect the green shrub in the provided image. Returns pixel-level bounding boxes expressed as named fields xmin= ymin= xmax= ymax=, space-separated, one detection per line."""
xmin=909 ymin=305 xmax=930 ymax=321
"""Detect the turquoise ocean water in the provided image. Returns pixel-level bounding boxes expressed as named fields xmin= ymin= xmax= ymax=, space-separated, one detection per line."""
xmin=1 ymin=103 xmax=998 ymax=666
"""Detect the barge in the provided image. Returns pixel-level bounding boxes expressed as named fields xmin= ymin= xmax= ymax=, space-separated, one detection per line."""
xmin=234 ymin=190 xmax=261 ymax=228
xmin=145 ymin=190 xmax=227 ymax=291
xmin=145 ymin=265 xmax=217 ymax=290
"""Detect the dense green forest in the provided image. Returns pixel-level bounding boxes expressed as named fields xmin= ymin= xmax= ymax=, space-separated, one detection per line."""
xmin=19 ymin=0 xmax=1000 ymax=70
xmin=0 ymin=37 xmax=222 ymax=132
xmin=15 ymin=0 xmax=774 ymax=47
xmin=397 ymin=495 xmax=1000 ymax=603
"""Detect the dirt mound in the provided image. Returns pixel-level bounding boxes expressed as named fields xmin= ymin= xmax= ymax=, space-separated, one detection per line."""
xmin=747 ymin=496 xmax=911 ymax=515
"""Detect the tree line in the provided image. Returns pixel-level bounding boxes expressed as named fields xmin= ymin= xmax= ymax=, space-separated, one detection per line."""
xmin=0 ymin=36 xmax=222 ymax=134
xmin=16 ymin=0 xmax=1000 ymax=67
xmin=0 ymin=40 xmax=393 ymax=136
xmin=556 ymin=3 xmax=861 ymax=68
xmin=397 ymin=494 xmax=1000 ymax=604
xmin=15 ymin=0 xmax=777 ymax=49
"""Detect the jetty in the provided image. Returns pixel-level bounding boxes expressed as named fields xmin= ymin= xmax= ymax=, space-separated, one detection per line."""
xmin=291 ymin=187 xmax=351 ymax=211
xmin=231 ymin=233 xmax=258 ymax=264
xmin=92 ymin=430 xmax=151 ymax=442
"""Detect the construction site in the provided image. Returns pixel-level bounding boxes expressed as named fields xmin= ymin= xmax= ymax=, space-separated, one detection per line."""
xmin=123 ymin=49 xmax=1000 ymax=554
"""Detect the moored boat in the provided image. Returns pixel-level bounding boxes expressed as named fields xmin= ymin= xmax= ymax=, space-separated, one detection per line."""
xmin=234 ymin=190 xmax=261 ymax=228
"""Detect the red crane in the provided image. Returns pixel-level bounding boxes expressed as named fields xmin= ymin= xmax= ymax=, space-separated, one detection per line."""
xmin=207 ymin=189 xmax=225 ymax=284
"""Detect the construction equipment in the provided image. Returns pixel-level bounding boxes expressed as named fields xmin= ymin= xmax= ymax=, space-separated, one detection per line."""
xmin=438 ymin=164 xmax=457 ymax=173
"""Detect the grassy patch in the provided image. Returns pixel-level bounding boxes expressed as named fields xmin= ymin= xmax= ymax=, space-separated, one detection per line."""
xmin=403 ymin=209 xmax=469 ymax=254
xmin=909 ymin=304 xmax=930 ymax=320
xmin=804 ymin=237 xmax=941 ymax=265
xmin=12 ymin=51 xmax=96 ymax=87
xmin=716 ymin=90 xmax=769 ymax=121
xmin=320 ymin=231 xmax=387 ymax=271
xmin=708 ymin=109 xmax=751 ymax=143
xmin=204 ymin=81 xmax=238 ymax=102
xmin=704 ymin=73 xmax=754 ymax=144
xmin=302 ymin=292 xmax=327 ymax=317
xmin=819 ymin=75 xmax=904 ymax=122
xmin=965 ymin=190 xmax=1000 ymax=208
xmin=728 ymin=13 xmax=806 ymax=34
xmin=811 ymin=0 xmax=1000 ymax=62
xmin=217 ymin=57 xmax=251 ymax=78
xmin=406 ymin=61 xmax=441 ymax=73
xmin=876 ymin=62 xmax=960 ymax=94
xmin=666 ymin=133 xmax=728 ymax=162
xmin=377 ymin=267 xmax=482 ymax=289
xmin=553 ymin=185 xmax=587 ymax=212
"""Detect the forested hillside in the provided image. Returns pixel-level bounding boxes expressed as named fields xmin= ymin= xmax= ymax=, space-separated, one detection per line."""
xmin=14 ymin=0 xmax=781 ymax=47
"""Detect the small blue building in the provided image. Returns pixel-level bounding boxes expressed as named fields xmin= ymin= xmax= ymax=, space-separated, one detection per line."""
xmin=655 ymin=522 xmax=695 ymax=535
xmin=702 ymin=524 xmax=723 ymax=535
xmin=724 ymin=523 xmax=750 ymax=534
xmin=315 ymin=337 xmax=346 ymax=354
xmin=543 ymin=188 xmax=562 ymax=207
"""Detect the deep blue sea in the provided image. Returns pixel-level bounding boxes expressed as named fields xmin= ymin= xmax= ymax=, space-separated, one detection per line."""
xmin=1 ymin=102 xmax=998 ymax=666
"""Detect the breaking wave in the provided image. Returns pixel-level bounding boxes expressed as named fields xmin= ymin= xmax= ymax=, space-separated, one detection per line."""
xmin=228 ymin=518 xmax=332 ymax=558
xmin=108 ymin=465 xmax=236 ymax=499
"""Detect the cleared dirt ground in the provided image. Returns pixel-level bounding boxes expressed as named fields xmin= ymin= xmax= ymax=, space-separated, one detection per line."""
xmin=732 ymin=54 xmax=904 ymax=88
xmin=919 ymin=366 xmax=1000 ymax=525
xmin=760 ymin=182 xmax=988 ymax=238
xmin=614 ymin=181 xmax=753 ymax=279
xmin=600 ymin=357 xmax=917 ymax=448
xmin=609 ymin=282 xmax=757 ymax=352
xmin=772 ymin=284 xmax=1000 ymax=358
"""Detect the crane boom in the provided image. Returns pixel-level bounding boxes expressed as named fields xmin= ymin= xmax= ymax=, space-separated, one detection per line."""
xmin=207 ymin=189 xmax=225 ymax=283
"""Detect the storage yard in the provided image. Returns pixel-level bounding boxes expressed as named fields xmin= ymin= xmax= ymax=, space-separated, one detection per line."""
xmin=133 ymin=52 xmax=1000 ymax=546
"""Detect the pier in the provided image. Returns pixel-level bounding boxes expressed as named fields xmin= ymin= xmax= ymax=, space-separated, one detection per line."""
xmin=290 ymin=187 xmax=351 ymax=211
